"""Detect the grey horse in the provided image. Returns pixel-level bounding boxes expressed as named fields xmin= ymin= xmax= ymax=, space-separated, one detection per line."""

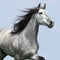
xmin=0 ymin=3 xmax=54 ymax=60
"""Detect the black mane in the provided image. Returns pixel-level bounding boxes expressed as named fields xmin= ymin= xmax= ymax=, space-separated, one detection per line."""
xmin=10 ymin=3 xmax=46 ymax=34
xmin=11 ymin=7 xmax=39 ymax=34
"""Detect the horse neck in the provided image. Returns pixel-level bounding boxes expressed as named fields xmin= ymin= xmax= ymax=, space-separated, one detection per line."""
xmin=23 ymin=18 xmax=39 ymax=40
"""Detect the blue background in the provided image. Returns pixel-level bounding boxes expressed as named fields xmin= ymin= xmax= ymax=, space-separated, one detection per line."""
xmin=0 ymin=0 xmax=60 ymax=60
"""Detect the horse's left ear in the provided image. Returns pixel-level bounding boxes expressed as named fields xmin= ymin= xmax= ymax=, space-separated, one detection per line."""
xmin=44 ymin=3 xmax=46 ymax=9
xmin=38 ymin=3 xmax=41 ymax=8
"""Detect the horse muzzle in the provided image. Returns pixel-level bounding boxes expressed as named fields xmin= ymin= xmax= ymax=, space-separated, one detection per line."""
xmin=48 ymin=21 xmax=54 ymax=28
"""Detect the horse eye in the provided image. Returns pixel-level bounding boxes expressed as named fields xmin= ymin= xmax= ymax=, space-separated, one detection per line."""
xmin=39 ymin=12 xmax=43 ymax=14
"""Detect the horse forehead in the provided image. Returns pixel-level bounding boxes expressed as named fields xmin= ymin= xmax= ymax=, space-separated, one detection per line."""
xmin=38 ymin=9 xmax=46 ymax=13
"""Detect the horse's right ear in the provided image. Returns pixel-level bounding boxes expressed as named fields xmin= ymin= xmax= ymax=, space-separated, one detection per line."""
xmin=38 ymin=3 xmax=41 ymax=8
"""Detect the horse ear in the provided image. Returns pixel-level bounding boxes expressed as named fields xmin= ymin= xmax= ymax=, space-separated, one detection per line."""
xmin=38 ymin=3 xmax=41 ymax=8
xmin=44 ymin=3 xmax=46 ymax=9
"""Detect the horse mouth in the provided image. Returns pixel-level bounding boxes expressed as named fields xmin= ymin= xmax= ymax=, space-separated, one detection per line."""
xmin=48 ymin=24 xmax=53 ymax=28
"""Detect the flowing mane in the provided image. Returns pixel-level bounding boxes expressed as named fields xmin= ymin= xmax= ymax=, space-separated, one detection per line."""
xmin=11 ymin=7 xmax=39 ymax=34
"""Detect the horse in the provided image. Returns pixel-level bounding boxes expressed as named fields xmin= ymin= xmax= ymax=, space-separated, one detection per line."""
xmin=0 ymin=3 xmax=54 ymax=60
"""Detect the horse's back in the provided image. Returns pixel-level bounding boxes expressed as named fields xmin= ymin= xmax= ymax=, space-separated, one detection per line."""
xmin=0 ymin=28 xmax=16 ymax=56
xmin=0 ymin=28 xmax=12 ymax=45
xmin=0 ymin=28 xmax=11 ymax=34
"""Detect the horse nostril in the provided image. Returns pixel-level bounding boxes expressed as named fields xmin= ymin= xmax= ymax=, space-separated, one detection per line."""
xmin=50 ymin=21 xmax=52 ymax=24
